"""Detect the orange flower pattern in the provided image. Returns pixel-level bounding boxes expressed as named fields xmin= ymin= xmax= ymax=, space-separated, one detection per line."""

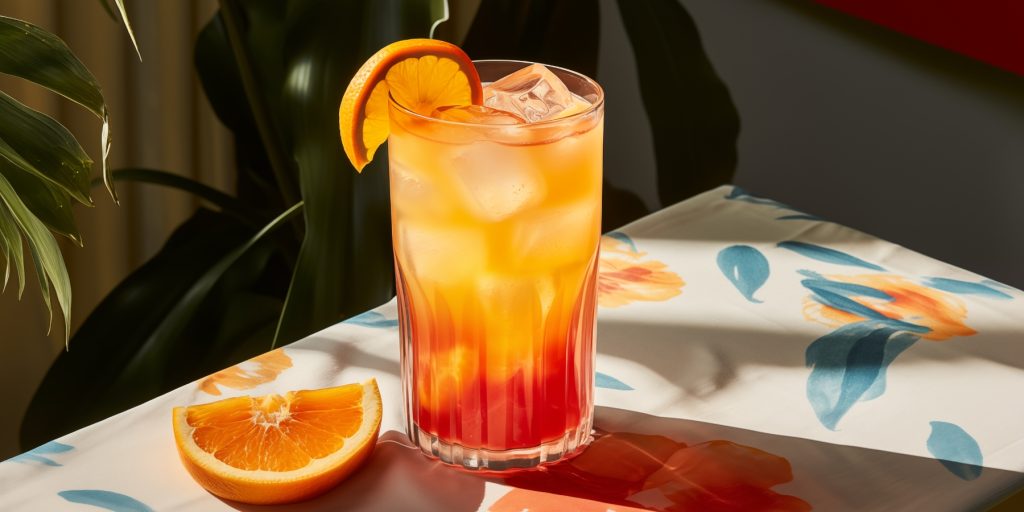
xmin=803 ymin=273 xmax=975 ymax=341
xmin=198 ymin=348 xmax=293 ymax=396
xmin=797 ymin=266 xmax=984 ymax=429
xmin=599 ymin=233 xmax=684 ymax=308
xmin=492 ymin=431 xmax=811 ymax=512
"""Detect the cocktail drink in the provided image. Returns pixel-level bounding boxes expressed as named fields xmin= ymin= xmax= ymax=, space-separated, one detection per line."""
xmin=388 ymin=61 xmax=604 ymax=471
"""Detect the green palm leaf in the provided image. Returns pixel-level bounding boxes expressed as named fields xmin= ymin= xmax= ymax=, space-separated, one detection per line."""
xmin=0 ymin=15 xmax=114 ymax=201
xmin=0 ymin=12 xmax=123 ymax=338
xmin=0 ymin=93 xmax=92 ymax=206
xmin=110 ymin=0 xmax=142 ymax=61
xmin=0 ymin=171 xmax=71 ymax=342
xmin=0 ymin=16 xmax=105 ymax=118
xmin=0 ymin=158 xmax=79 ymax=245
xmin=0 ymin=201 xmax=25 ymax=297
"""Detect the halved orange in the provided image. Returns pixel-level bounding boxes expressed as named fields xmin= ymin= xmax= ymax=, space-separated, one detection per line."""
xmin=339 ymin=38 xmax=483 ymax=171
xmin=172 ymin=379 xmax=382 ymax=505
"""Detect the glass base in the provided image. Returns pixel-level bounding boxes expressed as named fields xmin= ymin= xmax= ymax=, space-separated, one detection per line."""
xmin=409 ymin=422 xmax=594 ymax=473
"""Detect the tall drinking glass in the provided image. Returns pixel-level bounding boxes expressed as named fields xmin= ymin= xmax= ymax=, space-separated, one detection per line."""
xmin=388 ymin=61 xmax=604 ymax=471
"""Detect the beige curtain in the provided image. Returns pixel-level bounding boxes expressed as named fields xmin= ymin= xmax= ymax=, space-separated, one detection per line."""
xmin=0 ymin=0 xmax=234 ymax=457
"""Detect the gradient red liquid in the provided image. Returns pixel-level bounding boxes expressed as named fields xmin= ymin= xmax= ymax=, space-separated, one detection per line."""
xmin=398 ymin=252 xmax=598 ymax=450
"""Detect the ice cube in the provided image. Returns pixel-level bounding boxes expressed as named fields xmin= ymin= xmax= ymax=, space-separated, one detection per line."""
xmin=452 ymin=144 xmax=546 ymax=221
xmin=389 ymin=161 xmax=430 ymax=211
xmin=550 ymin=94 xmax=592 ymax=120
xmin=505 ymin=201 xmax=600 ymax=272
xmin=483 ymin=64 xmax=574 ymax=123
xmin=388 ymin=160 xmax=458 ymax=219
xmin=397 ymin=222 xmax=487 ymax=284
xmin=431 ymin=105 xmax=525 ymax=125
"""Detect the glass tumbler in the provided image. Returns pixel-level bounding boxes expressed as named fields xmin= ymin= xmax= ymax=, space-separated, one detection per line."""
xmin=388 ymin=60 xmax=604 ymax=471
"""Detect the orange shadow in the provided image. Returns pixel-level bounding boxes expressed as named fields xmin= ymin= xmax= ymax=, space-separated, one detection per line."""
xmin=492 ymin=428 xmax=811 ymax=512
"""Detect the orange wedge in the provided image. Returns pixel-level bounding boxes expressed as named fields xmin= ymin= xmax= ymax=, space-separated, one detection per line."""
xmin=172 ymin=380 xmax=382 ymax=505
xmin=339 ymin=38 xmax=482 ymax=171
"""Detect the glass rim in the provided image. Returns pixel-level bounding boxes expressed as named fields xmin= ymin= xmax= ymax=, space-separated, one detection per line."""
xmin=387 ymin=59 xmax=605 ymax=129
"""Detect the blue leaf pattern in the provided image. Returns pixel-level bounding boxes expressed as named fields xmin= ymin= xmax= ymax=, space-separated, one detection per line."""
xmin=604 ymin=231 xmax=638 ymax=253
xmin=344 ymin=310 xmax=399 ymax=329
xmin=927 ymin=421 xmax=984 ymax=480
xmin=58 ymin=490 xmax=154 ymax=512
xmin=717 ymin=245 xmax=770 ymax=303
xmin=779 ymin=241 xmax=885 ymax=271
xmin=806 ymin=322 xmax=918 ymax=429
xmin=725 ymin=187 xmax=822 ymax=220
xmin=982 ymin=279 xmax=1016 ymax=292
xmin=923 ymin=277 xmax=1013 ymax=300
xmin=8 ymin=441 xmax=73 ymax=466
xmin=724 ymin=186 xmax=790 ymax=208
xmin=777 ymin=213 xmax=824 ymax=221
xmin=596 ymin=372 xmax=633 ymax=391
xmin=862 ymin=332 xmax=917 ymax=400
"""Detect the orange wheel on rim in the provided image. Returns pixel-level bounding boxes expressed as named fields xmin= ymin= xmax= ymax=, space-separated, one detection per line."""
xmin=338 ymin=38 xmax=483 ymax=171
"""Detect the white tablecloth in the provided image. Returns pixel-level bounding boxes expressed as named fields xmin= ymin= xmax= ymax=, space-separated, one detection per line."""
xmin=4 ymin=185 xmax=1023 ymax=511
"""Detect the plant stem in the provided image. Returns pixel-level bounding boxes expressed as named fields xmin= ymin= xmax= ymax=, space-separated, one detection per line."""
xmin=217 ymin=0 xmax=301 ymax=214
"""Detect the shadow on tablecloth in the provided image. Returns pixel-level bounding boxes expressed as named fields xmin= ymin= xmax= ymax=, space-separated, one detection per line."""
xmin=218 ymin=407 xmax=1021 ymax=512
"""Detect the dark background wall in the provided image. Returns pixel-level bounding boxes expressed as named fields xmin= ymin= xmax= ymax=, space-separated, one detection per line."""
xmin=680 ymin=0 xmax=1024 ymax=288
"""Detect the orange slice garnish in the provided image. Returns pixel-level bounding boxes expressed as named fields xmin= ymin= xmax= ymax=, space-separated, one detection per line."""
xmin=339 ymin=38 xmax=482 ymax=171
xmin=172 ymin=380 xmax=382 ymax=505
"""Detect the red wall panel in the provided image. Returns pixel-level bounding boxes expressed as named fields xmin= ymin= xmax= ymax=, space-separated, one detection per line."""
xmin=813 ymin=0 xmax=1024 ymax=76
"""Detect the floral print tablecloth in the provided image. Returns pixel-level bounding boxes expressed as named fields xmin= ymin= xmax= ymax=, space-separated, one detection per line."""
xmin=3 ymin=185 xmax=1023 ymax=511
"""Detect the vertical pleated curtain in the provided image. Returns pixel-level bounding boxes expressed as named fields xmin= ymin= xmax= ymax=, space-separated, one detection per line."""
xmin=0 ymin=0 xmax=234 ymax=458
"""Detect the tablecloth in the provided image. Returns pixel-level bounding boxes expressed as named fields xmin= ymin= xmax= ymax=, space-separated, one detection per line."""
xmin=3 ymin=185 xmax=1023 ymax=511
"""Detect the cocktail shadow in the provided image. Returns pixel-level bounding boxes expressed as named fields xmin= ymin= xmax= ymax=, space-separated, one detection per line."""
xmin=220 ymin=406 xmax=1021 ymax=511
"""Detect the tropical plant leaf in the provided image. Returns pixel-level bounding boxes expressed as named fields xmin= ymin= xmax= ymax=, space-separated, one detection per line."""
xmin=0 ymin=92 xmax=93 ymax=205
xmin=213 ymin=1 xmax=299 ymax=209
xmin=265 ymin=0 xmax=419 ymax=344
xmin=207 ymin=0 xmax=440 ymax=345
xmin=110 ymin=201 xmax=301 ymax=392
xmin=615 ymin=0 xmax=740 ymax=207
xmin=21 ymin=204 xmax=298 ymax=447
xmin=0 ymin=202 xmax=25 ymax=296
xmin=194 ymin=14 xmax=289 ymax=216
xmin=29 ymin=248 xmax=53 ymax=334
xmin=0 ymin=158 xmax=79 ymax=245
xmin=0 ymin=171 xmax=70 ymax=342
xmin=111 ymin=1 xmax=142 ymax=61
xmin=0 ymin=16 xmax=105 ymax=117
xmin=0 ymin=228 xmax=8 ymax=292
xmin=0 ymin=15 xmax=113 ymax=201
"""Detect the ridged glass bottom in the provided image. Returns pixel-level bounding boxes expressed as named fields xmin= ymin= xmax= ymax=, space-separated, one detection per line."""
xmin=409 ymin=420 xmax=594 ymax=472
xmin=395 ymin=253 xmax=599 ymax=472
